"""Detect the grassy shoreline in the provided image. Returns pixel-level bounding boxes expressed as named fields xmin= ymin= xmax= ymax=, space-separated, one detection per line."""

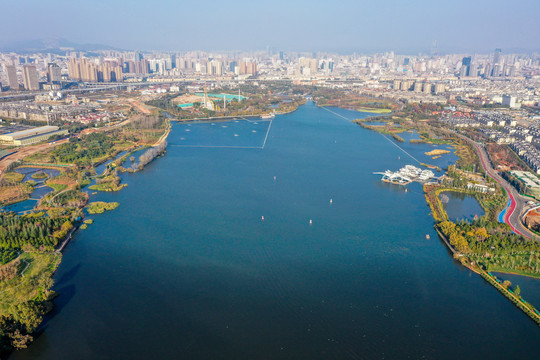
xmin=0 ymin=116 xmax=172 ymax=354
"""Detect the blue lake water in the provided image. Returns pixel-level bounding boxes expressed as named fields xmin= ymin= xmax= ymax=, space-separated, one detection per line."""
xmin=1 ymin=168 xmax=60 ymax=214
xmin=492 ymin=272 xmax=540 ymax=309
xmin=11 ymin=102 xmax=539 ymax=359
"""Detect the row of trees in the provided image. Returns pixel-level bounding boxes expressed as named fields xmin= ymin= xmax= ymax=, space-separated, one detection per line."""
xmin=136 ymin=141 xmax=167 ymax=170
xmin=128 ymin=114 xmax=165 ymax=130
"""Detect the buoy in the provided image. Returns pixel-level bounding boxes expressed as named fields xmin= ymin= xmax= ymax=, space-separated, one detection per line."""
xmin=330 ymin=198 xmax=333 ymax=204
xmin=261 ymin=216 xmax=265 ymax=221
xmin=273 ymin=176 xmax=276 ymax=181
xmin=309 ymin=219 xmax=313 ymax=225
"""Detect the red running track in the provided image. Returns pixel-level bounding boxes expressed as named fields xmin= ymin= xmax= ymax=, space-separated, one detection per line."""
xmin=473 ymin=142 xmax=522 ymax=235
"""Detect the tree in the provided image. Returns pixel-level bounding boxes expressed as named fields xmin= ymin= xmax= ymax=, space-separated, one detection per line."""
xmin=13 ymin=302 xmax=43 ymax=333
xmin=9 ymin=330 xmax=32 ymax=349
xmin=514 ymin=285 xmax=521 ymax=297
xmin=502 ymin=280 xmax=512 ymax=289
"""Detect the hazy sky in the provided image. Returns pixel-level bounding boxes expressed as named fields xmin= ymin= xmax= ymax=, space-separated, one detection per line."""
xmin=3 ymin=0 xmax=540 ymax=53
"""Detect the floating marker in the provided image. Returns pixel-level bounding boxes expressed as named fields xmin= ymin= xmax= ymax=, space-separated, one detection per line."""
xmin=309 ymin=219 xmax=313 ymax=225
xmin=261 ymin=216 xmax=265 ymax=221
xmin=273 ymin=176 xmax=277 ymax=181
xmin=330 ymin=198 xmax=333 ymax=204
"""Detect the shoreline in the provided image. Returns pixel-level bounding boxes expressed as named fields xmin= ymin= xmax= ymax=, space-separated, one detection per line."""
xmin=435 ymin=222 xmax=540 ymax=325
xmin=349 ymin=108 xmax=540 ymax=326
xmin=171 ymin=106 xmax=301 ymax=124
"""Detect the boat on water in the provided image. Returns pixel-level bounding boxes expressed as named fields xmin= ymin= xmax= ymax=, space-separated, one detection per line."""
xmin=426 ymin=234 xmax=430 ymax=239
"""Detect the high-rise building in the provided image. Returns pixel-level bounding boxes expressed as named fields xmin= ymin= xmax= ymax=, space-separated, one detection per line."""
xmin=494 ymin=48 xmax=502 ymax=64
xmin=5 ymin=65 xmax=18 ymax=90
xmin=469 ymin=63 xmax=477 ymax=77
xmin=461 ymin=56 xmax=472 ymax=76
xmin=400 ymin=80 xmax=413 ymax=91
xmin=239 ymin=61 xmax=257 ymax=75
xmin=483 ymin=63 xmax=492 ymax=78
xmin=502 ymin=94 xmax=517 ymax=108
xmin=434 ymin=83 xmax=446 ymax=94
xmin=22 ymin=65 xmax=39 ymax=91
xmin=68 ymin=57 xmax=81 ymax=81
xmin=47 ymin=63 xmax=61 ymax=83
xmin=68 ymin=58 xmax=123 ymax=83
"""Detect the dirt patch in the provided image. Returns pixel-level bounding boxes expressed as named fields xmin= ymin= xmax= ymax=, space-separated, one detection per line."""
xmin=0 ymin=185 xmax=29 ymax=203
xmin=524 ymin=209 xmax=540 ymax=229
xmin=487 ymin=143 xmax=527 ymax=172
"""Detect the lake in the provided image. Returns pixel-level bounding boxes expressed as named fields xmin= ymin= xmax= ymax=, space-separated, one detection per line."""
xmin=11 ymin=102 xmax=539 ymax=359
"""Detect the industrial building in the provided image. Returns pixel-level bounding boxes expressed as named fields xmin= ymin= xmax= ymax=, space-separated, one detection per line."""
xmin=0 ymin=125 xmax=68 ymax=146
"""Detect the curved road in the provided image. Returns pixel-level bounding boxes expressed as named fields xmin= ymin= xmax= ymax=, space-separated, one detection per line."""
xmin=460 ymin=135 xmax=538 ymax=240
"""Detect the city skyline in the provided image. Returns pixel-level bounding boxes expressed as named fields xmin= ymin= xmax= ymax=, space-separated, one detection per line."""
xmin=4 ymin=0 xmax=540 ymax=53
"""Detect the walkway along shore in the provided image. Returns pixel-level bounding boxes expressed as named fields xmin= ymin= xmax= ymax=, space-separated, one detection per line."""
xmin=434 ymin=227 xmax=540 ymax=326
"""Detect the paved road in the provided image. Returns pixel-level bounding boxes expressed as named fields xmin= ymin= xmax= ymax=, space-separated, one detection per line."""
xmin=459 ymin=135 xmax=538 ymax=240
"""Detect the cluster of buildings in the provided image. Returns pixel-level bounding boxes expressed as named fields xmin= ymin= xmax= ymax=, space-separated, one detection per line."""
xmin=440 ymin=110 xmax=540 ymax=174
xmin=510 ymin=141 xmax=540 ymax=173
xmin=68 ymin=58 xmax=123 ymax=83
xmin=0 ymin=99 xmax=95 ymax=122
xmin=1 ymin=49 xmax=539 ymax=108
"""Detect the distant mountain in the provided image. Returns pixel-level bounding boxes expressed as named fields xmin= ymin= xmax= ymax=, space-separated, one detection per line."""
xmin=0 ymin=38 xmax=125 ymax=53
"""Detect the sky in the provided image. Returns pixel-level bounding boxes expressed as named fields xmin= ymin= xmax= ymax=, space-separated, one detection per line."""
xmin=2 ymin=0 xmax=540 ymax=53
